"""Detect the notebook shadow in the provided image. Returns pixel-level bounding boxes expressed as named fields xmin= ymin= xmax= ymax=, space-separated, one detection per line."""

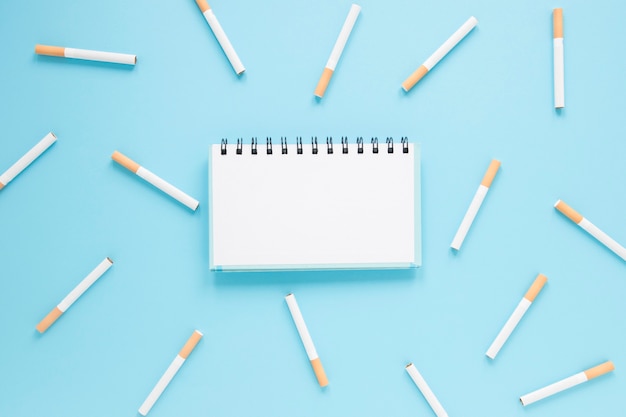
xmin=212 ymin=267 xmax=420 ymax=287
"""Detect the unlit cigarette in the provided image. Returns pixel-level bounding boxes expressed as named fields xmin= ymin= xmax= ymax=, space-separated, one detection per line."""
xmin=405 ymin=363 xmax=448 ymax=417
xmin=486 ymin=274 xmax=547 ymax=359
xmin=36 ymin=257 xmax=113 ymax=333
xmin=314 ymin=4 xmax=361 ymax=98
xmin=285 ymin=293 xmax=328 ymax=387
xmin=555 ymin=200 xmax=626 ymax=261
xmin=402 ymin=16 xmax=477 ymax=92
xmin=195 ymin=0 xmax=245 ymax=75
xmin=35 ymin=44 xmax=136 ymax=65
xmin=0 ymin=132 xmax=56 ymax=191
xmin=112 ymin=151 xmax=199 ymax=211
xmin=520 ymin=361 xmax=614 ymax=406
xmin=451 ymin=159 xmax=500 ymax=250
xmin=553 ymin=8 xmax=564 ymax=108
xmin=138 ymin=330 xmax=203 ymax=416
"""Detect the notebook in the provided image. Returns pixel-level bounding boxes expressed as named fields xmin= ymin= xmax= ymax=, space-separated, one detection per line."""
xmin=208 ymin=137 xmax=421 ymax=271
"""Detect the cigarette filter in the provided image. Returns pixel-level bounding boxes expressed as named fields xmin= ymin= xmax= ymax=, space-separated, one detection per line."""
xmin=0 ymin=132 xmax=56 ymax=191
xmin=138 ymin=330 xmax=203 ymax=415
xmin=553 ymin=8 xmax=565 ymax=108
xmin=195 ymin=0 xmax=245 ymax=75
xmin=285 ymin=293 xmax=328 ymax=387
xmin=402 ymin=16 xmax=477 ymax=92
xmin=405 ymin=363 xmax=449 ymax=417
xmin=35 ymin=44 xmax=136 ymax=65
xmin=486 ymin=274 xmax=548 ymax=359
xmin=520 ymin=361 xmax=614 ymax=406
xmin=112 ymin=151 xmax=199 ymax=211
xmin=450 ymin=159 xmax=500 ymax=250
xmin=555 ymin=200 xmax=626 ymax=261
xmin=36 ymin=257 xmax=113 ymax=333
xmin=314 ymin=4 xmax=361 ymax=98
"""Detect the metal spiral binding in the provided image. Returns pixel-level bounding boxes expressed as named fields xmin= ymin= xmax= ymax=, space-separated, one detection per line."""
xmin=341 ymin=137 xmax=349 ymax=154
xmin=251 ymin=137 xmax=258 ymax=155
xmin=219 ymin=136 xmax=410 ymax=155
xmin=386 ymin=137 xmax=394 ymax=153
xmin=296 ymin=137 xmax=303 ymax=154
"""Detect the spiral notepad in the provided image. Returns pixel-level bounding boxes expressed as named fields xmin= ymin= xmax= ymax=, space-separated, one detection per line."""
xmin=209 ymin=137 xmax=421 ymax=271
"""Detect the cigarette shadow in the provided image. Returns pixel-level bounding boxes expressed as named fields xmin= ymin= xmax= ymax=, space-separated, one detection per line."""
xmin=34 ymin=55 xmax=136 ymax=71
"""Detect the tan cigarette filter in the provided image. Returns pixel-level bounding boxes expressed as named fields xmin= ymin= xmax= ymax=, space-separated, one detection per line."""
xmin=36 ymin=307 xmax=63 ymax=333
xmin=35 ymin=44 xmax=65 ymax=57
xmin=112 ymin=151 xmax=140 ymax=173
xmin=553 ymin=8 xmax=563 ymax=39
xmin=179 ymin=330 xmax=203 ymax=359
xmin=310 ymin=357 xmax=329 ymax=387
xmin=555 ymin=200 xmax=583 ymax=224
xmin=524 ymin=274 xmax=548 ymax=302
xmin=480 ymin=159 xmax=501 ymax=187
xmin=0 ymin=182 xmax=4 ymax=190
xmin=401 ymin=65 xmax=429 ymax=92
xmin=584 ymin=361 xmax=614 ymax=380
xmin=196 ymin=0 xmax=210 ymax=12
xmin=314 ymin=68 xmax=334 ymax=98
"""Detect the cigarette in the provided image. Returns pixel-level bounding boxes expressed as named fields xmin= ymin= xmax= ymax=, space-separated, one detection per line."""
xmin=36 ymin=257 xmax=113 ymax=333
xmin=35 ymin=44 xmax=136 ymax=65
xmin=555 ymin=200 xmax=626 ymax=261
xmin=314 ymin=4 xmax=361 ymax=98
xmin=195 ymin=0 xmax=245 ymax=75
xmin=402 ymin=16 xmax=477 ymax=92
xmin=553 ymin=8 xmax=564 ymax=108
xmin=450 ymin=159 xmax=500 ymax=250
xmin=486 ymin=274 xmax=547 ymax=359
xmin=111 ymin=151 xmax=199 ymax=211
xmin=0 ymin=132 xmax=56 ymax=191
xmin=138 ymin=330 xmax=203 ymax=416
xmin=405 ymin=363 xmax=448 ymax=417
xmin=285 ymin=293 xmax=328 ymax=387
xmin=520 ymin=361 xmax=614 ymax=406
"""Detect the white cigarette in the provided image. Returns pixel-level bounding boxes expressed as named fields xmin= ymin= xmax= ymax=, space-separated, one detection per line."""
xmin=486 ymin=274 xmax=547 ymax=359
xmin=314 ymin=4 xmax=361 ymax=98
xmin=195 ymin=0 xmax=245 ymax=75
xmin=36 ymin=257 xmax=113 ymax=333
xmin=553 ymin=8 xmax=565 ymax=108
xmin=35 ymin=44 xmax=136 ymax=65
xmin=0 ymin=132 xmax=56 ymax=191
xmin=138 ymin=330 xmax=203 ymax=416
xmin=285 ymin=293 xmax=328 ymax=387
xmin=451 ymin=159 xmax=500 ymax=250
xmin=520 ymin=361 xmax=614 ymax=406
xmin=555 ymin=200 xmax=626 ymax=261
xmin=112 ymin=151 xmax=199 ymax=211
xmin=402 ymin=16 xmax=478 ymax=92
xmin=405 ymin=363 xmax=448 ymax=417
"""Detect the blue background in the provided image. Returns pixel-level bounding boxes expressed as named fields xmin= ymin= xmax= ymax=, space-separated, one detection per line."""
xmin=1 ymin=0 xmax=624 ymax=416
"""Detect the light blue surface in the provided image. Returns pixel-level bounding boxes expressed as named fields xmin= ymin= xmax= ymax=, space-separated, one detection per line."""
xmin=1 ymin=1 xmax=625 ymax=416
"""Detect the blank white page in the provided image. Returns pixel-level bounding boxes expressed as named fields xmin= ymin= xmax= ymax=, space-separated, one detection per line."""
xmin=209 ymin=141 xmax=420 ymax=271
